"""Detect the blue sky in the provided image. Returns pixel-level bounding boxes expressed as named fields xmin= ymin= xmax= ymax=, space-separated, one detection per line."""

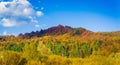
xmin=0 ymin=0 xmax=119 ymax=36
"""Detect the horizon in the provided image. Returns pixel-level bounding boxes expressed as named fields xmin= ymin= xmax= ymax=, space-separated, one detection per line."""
xmin=0 ymin=0 xmax=120 ymax=36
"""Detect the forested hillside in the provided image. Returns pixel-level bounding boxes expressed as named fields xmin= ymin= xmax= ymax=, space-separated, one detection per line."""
xmin=0 ymin=25 xmax=120 ymax=65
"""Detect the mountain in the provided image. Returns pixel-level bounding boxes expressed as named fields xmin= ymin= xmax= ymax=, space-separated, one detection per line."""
xmin=18 ymin=25 xmax=91 ymax=39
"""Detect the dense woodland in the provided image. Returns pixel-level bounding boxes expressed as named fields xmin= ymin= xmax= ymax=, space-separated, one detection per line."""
xmin=0 ymin=25 xmax=120 ymax=65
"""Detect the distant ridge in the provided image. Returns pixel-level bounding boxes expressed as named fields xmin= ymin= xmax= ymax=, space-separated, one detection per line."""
xmin=18 ymin=25 xmax=90 ymax=39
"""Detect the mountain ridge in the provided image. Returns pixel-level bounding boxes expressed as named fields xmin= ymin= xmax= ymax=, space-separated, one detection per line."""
xmin=18 ymin=25 xmax=91 ymax=39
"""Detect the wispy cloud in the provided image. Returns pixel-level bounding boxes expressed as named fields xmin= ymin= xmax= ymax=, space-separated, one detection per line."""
xmin=0 ymin=0 xmax=43 ymax=27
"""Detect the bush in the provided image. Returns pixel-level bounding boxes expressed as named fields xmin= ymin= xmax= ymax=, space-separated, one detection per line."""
xmin=26 ymin=60 xmax=44 ymax=65
xmin=23 ymin=43 xmax=39 ymax=61
xmin=2 ymin=51 xmax=22 ymax=65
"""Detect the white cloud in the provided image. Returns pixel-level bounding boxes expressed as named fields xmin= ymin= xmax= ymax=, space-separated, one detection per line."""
xmin=3 ymin=31 xmax=7 ymax=35
xmin=1 ymin=18 xmax=17 ymax=27
xmin=23 ymin=8 xmax=33 ymax=16
xmin=0 ymin=18 xmax=28 ymax=27
xmin=35 ymin=24 xmax=40 ymax=28
xmin=2 ymin=31 xmax=13 ymax=36
xmin=35 ymin=24 xmax=47 ymax=29
xmin=0 ymin=0 xmax=43 ymax=27
xmin=36 ymin=11 xmax=43 ymax=17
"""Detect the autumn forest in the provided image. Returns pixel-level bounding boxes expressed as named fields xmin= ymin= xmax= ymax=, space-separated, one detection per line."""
xmin=0 ymin=25 xmax=120 ymax=65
